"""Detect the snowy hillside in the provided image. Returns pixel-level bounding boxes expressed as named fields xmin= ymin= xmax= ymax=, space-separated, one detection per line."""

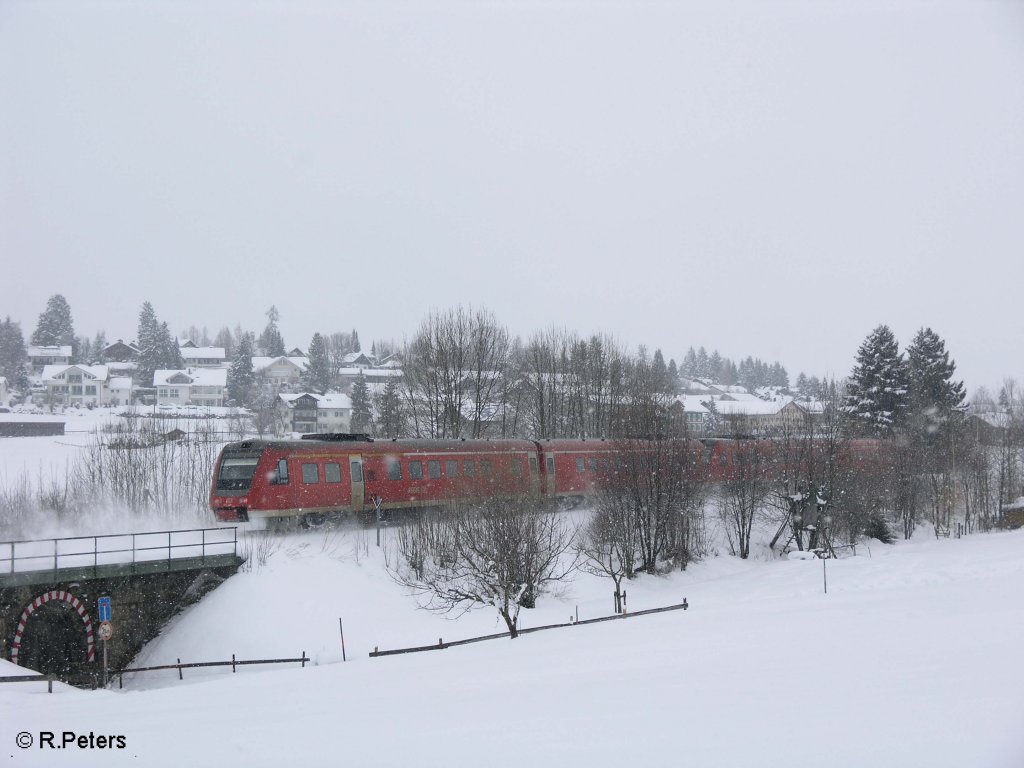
xmin=3 ymin=521 xmax=1024 ymax=768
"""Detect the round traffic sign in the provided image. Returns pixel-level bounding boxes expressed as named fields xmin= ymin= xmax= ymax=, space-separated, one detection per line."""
xmin=98 ymin=621 xmax=114 ymax=641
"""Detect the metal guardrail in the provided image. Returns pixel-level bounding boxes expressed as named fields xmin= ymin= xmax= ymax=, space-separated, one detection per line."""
xmin=0 ymin=527 xmax=238 ymax=578
xmin=115 ymin=652 xmax=308 ymax=688
xmin=0 ymin=674 xmax=57 ymax=693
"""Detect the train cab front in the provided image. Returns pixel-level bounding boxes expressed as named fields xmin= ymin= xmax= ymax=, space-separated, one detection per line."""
xmin=210 ymin=445 xmax=264 ymax=523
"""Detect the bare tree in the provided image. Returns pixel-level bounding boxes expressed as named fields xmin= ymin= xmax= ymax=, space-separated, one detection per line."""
xmin=718 ymin=417 xmax=775 ymax=559
xmin=391 ymin=497 xmax=576 ymax=637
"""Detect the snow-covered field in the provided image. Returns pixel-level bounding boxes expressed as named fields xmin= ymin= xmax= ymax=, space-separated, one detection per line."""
xmin=1 ymin=422 xmax=1023 ymax=767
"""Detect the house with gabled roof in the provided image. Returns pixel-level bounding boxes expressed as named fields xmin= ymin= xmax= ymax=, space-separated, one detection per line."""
xmin=179 ymin=345 xmax=226 ymax=367
xmin=277 ymin=392 xmax=352 ymax=434
xmin=41 ymin=364 xmax=114 ymax=406
xmin=252 ymin=356 xmax=308 ymax=390
xmin=154 ymin=368 xmax=227 ymax=407
xmin=27 ymin=345 xmax=72 ymax=375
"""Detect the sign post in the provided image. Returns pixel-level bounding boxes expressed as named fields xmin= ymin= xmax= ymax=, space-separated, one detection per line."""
xmin=97 ymin=597 xmax=113 ymax=686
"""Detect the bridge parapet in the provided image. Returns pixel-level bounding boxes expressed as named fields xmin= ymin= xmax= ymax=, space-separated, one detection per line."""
xmin=0 ymin=527 xmax=238 ymax=588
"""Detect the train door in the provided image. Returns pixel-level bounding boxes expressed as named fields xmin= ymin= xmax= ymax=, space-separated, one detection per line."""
xmin=528 ymin=455 xmax=541 ymax=498
xmin=544 ymin=452 xmax=556 ymax=495
xmin=349 ymin=454 xmax=365 ymax=512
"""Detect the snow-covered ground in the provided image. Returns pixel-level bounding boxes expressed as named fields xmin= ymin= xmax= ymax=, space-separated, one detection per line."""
xmin=2 ymin=422 xmax=1023 ymax=767
xmin=2 ymin=521 xmax=1023 ymax=767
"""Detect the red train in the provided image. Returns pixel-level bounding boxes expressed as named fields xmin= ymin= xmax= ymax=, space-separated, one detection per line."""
xmin=210 ymin=434 xmax=890 ymax=524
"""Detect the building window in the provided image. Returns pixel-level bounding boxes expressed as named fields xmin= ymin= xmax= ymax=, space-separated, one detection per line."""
xmin=428 ymin=460 xmax=441 ymax=479
xmin=325 ymin=463 xmax=341 ymax=483
xmin=85 ymin=386 xmax=96 ymax=395
xmin=386 ymin=458 xmax=402 ymax=481
xmin=409 ymin=461 xmax=423 ymax=480
xmin=71 ymin=386 xmax=83 ymax=395
xmin=301 ymin=463 xmax=319 ymax=484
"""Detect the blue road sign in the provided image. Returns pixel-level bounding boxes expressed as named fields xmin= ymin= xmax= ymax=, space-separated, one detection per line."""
xmin=98 ymin=596 xmax=111 ymax=623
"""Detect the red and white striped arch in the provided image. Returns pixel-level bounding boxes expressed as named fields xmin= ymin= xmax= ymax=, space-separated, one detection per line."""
xmin=9 ymin=589 xmax=95 ymax=666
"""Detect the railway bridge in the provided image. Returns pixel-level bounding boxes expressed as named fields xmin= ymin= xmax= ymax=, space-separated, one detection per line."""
xmin=0 ymin=527 xmax=243 ymax=687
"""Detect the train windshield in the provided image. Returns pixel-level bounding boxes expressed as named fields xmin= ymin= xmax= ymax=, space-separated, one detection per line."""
xmin=217 ymin=456 xmax=260 ymax=491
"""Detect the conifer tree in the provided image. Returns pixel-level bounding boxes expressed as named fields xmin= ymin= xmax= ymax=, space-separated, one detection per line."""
xmin=375 ymin=375 xmax=405 ymax=437
xmin=228 ymin=334 xmax=256 ymax=407
xmin=31 ymin=294 xmax=76 ymax=352
xmin=844 ymin=324 xmax=909 ymax=436
xmin=304 ymin=333 xmax=333 ymax=394
xmin=136 ymin=302 xmax=162 ymax=385
xmin=0 ymin=317 xmax=30 ymax=393
xmin=349 ymin=372 xmax=372 ymax=433
xmin=258 ymin=306 xmax=286 ymax=357
xmin=905 ymin=327 xmax=966 ymax=439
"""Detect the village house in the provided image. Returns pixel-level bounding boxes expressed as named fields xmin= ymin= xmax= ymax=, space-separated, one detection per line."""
xmin=252 ymin=356 xmax=308 ymax=390
xmin=40 ymin=364 xmax=117 ymax=407
xmin=179 ymin=341 xmax=227 ymax=367
xmin=277 ymin=392 xmax=352 ymax=434
xmin=27 ymin=345 xmax=72 ymax=375
xmin=153 ymin=368 xmax=227 ymax=407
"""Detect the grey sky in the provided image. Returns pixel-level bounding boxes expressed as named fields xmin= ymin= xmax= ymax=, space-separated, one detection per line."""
xmin=2 ymin=1 xmax=1022 ymax=391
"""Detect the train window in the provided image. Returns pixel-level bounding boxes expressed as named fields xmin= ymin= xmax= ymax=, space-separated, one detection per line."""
xmin=428 ymin=460 xmax=441 ymax=479
xmin=576 ymin=457 xmax=585 ymax=473
xmin=386 ymin=458 xmax=402 ymax=481
xmin=589 ymin=458 xmax=598 ymax=472
xmin=529 ymin=457 xmax=538 ymax=475
xmin=446 ymin=460 xmax=458 ymax=477
xmin=463 ymin=460 xmax=476 ymax=477
xmin=301 ymin=463 xmax=319 ymax=484
xmin=272 ymin=459 xmax=289 ymax=485
xmin=600 ymin=458 xmax=610 ymax=473
xmin=351 ymin=461 xmax=363 ymax=483
xmin=511 ymin=458 xmax=522 ymax=477
xmin=719 ymin=452 xmax=727 ymax=466
xmin=546 ymin=456 xmax=555 ymax=474
xmin=410 ymin=461 xmax=423 ymax=480
xmin=481 ymin=459 xmax=493 ymax=477
xmin=325 ymin=463 xmax=342 ymax=483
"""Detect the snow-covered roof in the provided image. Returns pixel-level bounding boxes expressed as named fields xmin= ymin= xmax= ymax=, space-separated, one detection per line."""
xmin=27 ymin=345 xmax=72 ymax=358
xmin=252 ymin=356 xmax=308 ymax=373
xmin=673 ymin=395 xmax=710 ymax=414
xmin=109 ymin=377 xmax=133 ymax=390
xmin=713 ymin=398 xmax=787 ymax=416
xmin=41 ymin=364 xmax=109 ymax=382
xmin=278 ymin=392 xmax=352 ymax=410
xmin=153 ymin=368 xmax=227 ymax=387
xmin=338 ymin=366 xmax=402 ymax=377
xmin=180 ymin=346 xmax=225 ymax=361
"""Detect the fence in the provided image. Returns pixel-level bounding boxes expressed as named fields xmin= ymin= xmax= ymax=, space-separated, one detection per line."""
xmin=0 ymin=527 xmax=238 ymax=579
xmin=370 ymin=600 xmax=689 ymax=658
xmin=0 ymin=673 xmax=57 ymax=693
xmin=114 ymin=652 xmax=309 ymax=689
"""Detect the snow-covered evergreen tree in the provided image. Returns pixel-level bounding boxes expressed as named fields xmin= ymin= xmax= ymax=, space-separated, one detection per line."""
xmin=905 ymin=327 xmax=966 ymax=438
xmin=0 ymin=317 xmax=30 ymax=393
xmin=258 ymin=306 xmax=286 ymax=357
xmin=844 ymin=324 xmax=909 ymax=436
xmin=350 ymin=373 xmax=372 ymax=433
xmin=304 ymin=333 xmax=332 ymax=394
xmin=31 ymin=294 xmax=76 ymax=351
xmin=375 ymin=375 xmax=405 ymax=437
xmin=228 ymin=334 xmax=256 ymax=407
xmin=680 ymin=347 xmax=698 ymax=378
xmin=136 ymin=302 xmax=162 ymax=385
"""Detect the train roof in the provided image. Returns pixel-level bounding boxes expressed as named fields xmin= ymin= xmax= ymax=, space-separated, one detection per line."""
xmin=221 ymin=438 xmax=542 ymax=456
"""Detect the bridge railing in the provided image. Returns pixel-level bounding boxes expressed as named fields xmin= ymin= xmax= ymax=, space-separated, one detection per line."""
xmin=0 ymin=527 xmax=238 ymax=577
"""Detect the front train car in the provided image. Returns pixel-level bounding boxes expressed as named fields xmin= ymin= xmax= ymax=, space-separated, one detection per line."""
xmin=210 ymin=440 xmax=277 ymax=522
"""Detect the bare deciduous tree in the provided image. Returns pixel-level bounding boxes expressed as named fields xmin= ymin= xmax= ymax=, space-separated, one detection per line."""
xmin=391 ymin=497 xmax=576 ymax=637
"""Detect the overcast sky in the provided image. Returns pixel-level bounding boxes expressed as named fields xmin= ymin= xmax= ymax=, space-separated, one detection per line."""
xmin=2 ymin=0 xmax=1022 ymax=392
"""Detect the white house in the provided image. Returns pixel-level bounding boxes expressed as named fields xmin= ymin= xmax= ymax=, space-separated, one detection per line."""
xmin=252 ymin=356 xmax=308 ymax=389
xmin=154 ymin=368 xmax=227 ymax=407
xmin=27 ymin=346 xmax=72 ymax=375
xmin=179 ymin=344 xmax=226 ymax=367
xmin=40 ymin=364 xmax=112 ymax=406
xmin=277 ymin=392 xmax=352 ymax=434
